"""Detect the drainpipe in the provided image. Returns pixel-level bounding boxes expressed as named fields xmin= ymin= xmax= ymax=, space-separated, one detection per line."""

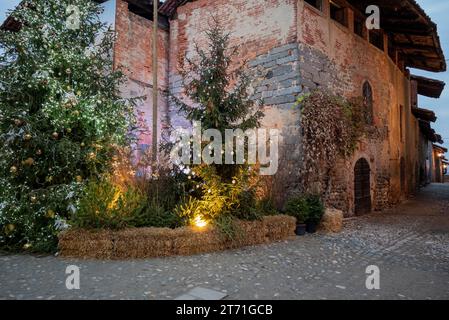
xmin=152 ymin=0 xmax=158 ymax=169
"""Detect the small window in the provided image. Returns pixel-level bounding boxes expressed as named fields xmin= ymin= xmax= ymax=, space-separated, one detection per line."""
xmin=330 ymin=1 xmax=348 ymax=27
xmin=305 ymin=0 xmax=323 ymax=11
xmin=363 ymin=81 xmax=374 ymax=125
xmin=354 ymin=16 xmax=364 ymax=38
xmin=369 ymin=30 xmax=384 ymax=51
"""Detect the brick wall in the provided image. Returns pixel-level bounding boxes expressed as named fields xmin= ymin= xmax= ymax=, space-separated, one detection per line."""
xmin=168 ymin=0 xmax=297 ymax=128
xmin=114 ymin=0 xmax=170 ymax=153
xmin=115 ymin=0 xmax=422 ymax=215
xmin=168 ymin=0 xmax=304 ymax=202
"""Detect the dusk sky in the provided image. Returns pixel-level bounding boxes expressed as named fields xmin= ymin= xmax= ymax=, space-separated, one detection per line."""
xmin=411 ymin=0 xmax=449 ymax=149
xmin=0 ymin=0 xmax=448 ymax=148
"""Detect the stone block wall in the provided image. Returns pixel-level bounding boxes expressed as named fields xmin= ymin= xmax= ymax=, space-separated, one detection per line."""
xmin=248 ymin=43 xmax=301 ymax=109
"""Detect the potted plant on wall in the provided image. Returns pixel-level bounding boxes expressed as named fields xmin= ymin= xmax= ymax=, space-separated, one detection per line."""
xmin=304 ymin=194 xmax=324 ymax=234
xmin=285 ymin=195 xmax=309 ymax=236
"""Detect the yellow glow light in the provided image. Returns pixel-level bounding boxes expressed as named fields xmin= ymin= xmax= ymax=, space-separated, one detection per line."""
xmin=193 ymin=215 xmax=208 ymax=228
xmin=108 ymin=189 xmax=122 ymax=210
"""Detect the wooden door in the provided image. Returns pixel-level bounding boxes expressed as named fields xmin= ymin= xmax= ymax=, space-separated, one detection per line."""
xmin=354 ymin=158 xmax=371 ymax=215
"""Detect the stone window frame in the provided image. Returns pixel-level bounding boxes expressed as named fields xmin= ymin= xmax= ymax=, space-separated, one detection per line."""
xmin=353 ymin=11 xmax=367 ymax=40
xmin=369 ymin=29 xmax=385 ymax=52
xmin=329 ymin=0 xmax=350 ymax=28
xmin=304 ymin=0 xmax=324 ymax=13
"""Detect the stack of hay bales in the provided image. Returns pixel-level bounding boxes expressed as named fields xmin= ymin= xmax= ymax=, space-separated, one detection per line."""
xmin=58 ymin=215 xmax=296 ymax=259
xmin=319 ymin=208 xmax=344 ymax=233
xmin=58 ymin=229 xmax=114 ymax=259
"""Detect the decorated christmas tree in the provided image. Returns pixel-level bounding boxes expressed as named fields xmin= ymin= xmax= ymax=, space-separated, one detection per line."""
xmin=0 ymin=0 xmax=136 ymax=252
xmin=173 ymin=19 xmax=263 ymax=180
xmin=172 ymin=20 xmax=265 ymax=227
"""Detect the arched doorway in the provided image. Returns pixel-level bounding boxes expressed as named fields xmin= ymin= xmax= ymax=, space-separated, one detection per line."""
xmin=354 ymin=158 xmax=371 ymax=215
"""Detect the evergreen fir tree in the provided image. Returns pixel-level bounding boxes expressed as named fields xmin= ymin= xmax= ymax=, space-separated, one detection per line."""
xmin=0 ymin=0 xmax=136 ymax=252
xmin=173 ymin=19 xmax=263 ymax=181
xmin=172 ymin=20 xmax=264 ymax=226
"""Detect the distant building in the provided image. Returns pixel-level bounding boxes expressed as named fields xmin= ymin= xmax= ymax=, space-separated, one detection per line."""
xmin=432 ymin=145 xmax=448 ymax=183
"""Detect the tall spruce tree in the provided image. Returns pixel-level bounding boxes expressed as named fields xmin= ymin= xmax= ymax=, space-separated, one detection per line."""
xmin=173 ymin=19 xmax=263 ymax=181
xmin=172 ymin=20 xmax=265 ymax=226
xmin=0 ymin=0 xmax=136 ymax=252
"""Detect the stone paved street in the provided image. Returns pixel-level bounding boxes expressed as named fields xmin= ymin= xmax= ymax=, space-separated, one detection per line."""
xmin=1 ymin=184 xmax=448 ymax=300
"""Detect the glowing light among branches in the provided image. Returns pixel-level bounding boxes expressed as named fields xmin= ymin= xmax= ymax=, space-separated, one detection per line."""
xmin=108 ymin=189 xmax=122 ymax=210
xmin=193 ymin=215 xmax=208 ymax=228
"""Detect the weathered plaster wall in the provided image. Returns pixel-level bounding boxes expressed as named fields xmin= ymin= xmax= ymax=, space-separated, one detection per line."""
xmin=296 ymin=0 xmax=416 ymax=214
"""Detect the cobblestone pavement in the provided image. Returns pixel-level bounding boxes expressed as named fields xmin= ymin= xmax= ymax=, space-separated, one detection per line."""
xmin=1 ymin=184 xmax=448 ymax=300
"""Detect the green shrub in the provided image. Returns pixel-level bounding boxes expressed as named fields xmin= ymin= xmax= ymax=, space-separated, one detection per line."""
xmin=305 ymin=194 xmax=325 ymax=224
xmin=255 ymin=197 xmax=279 ymax=216
xmin=214 ymin=214 xmax=242 ymax=241
xmin=72 ymin=178 xmax=145 ymax=230
xmin=175 ymin=166 xmax=261 ymax=222
xmin=285 ymin=194 xmax=324 ymax=224
xmin=72 ymin=167 xmax=188 ymax=230
xmin=129 ymin=199 xmax=183 ymax=229
xmin=285 ymin=195 xmax=309 ymax=224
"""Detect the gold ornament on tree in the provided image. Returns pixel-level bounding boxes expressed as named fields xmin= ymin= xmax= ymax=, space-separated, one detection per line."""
xmin=22 ymin=158 xmax=35 ymax=166
xmin=46 ymin=210 xmax=55 ymax=219
xmin=6 ymin=224 xmax=15 ymax=233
